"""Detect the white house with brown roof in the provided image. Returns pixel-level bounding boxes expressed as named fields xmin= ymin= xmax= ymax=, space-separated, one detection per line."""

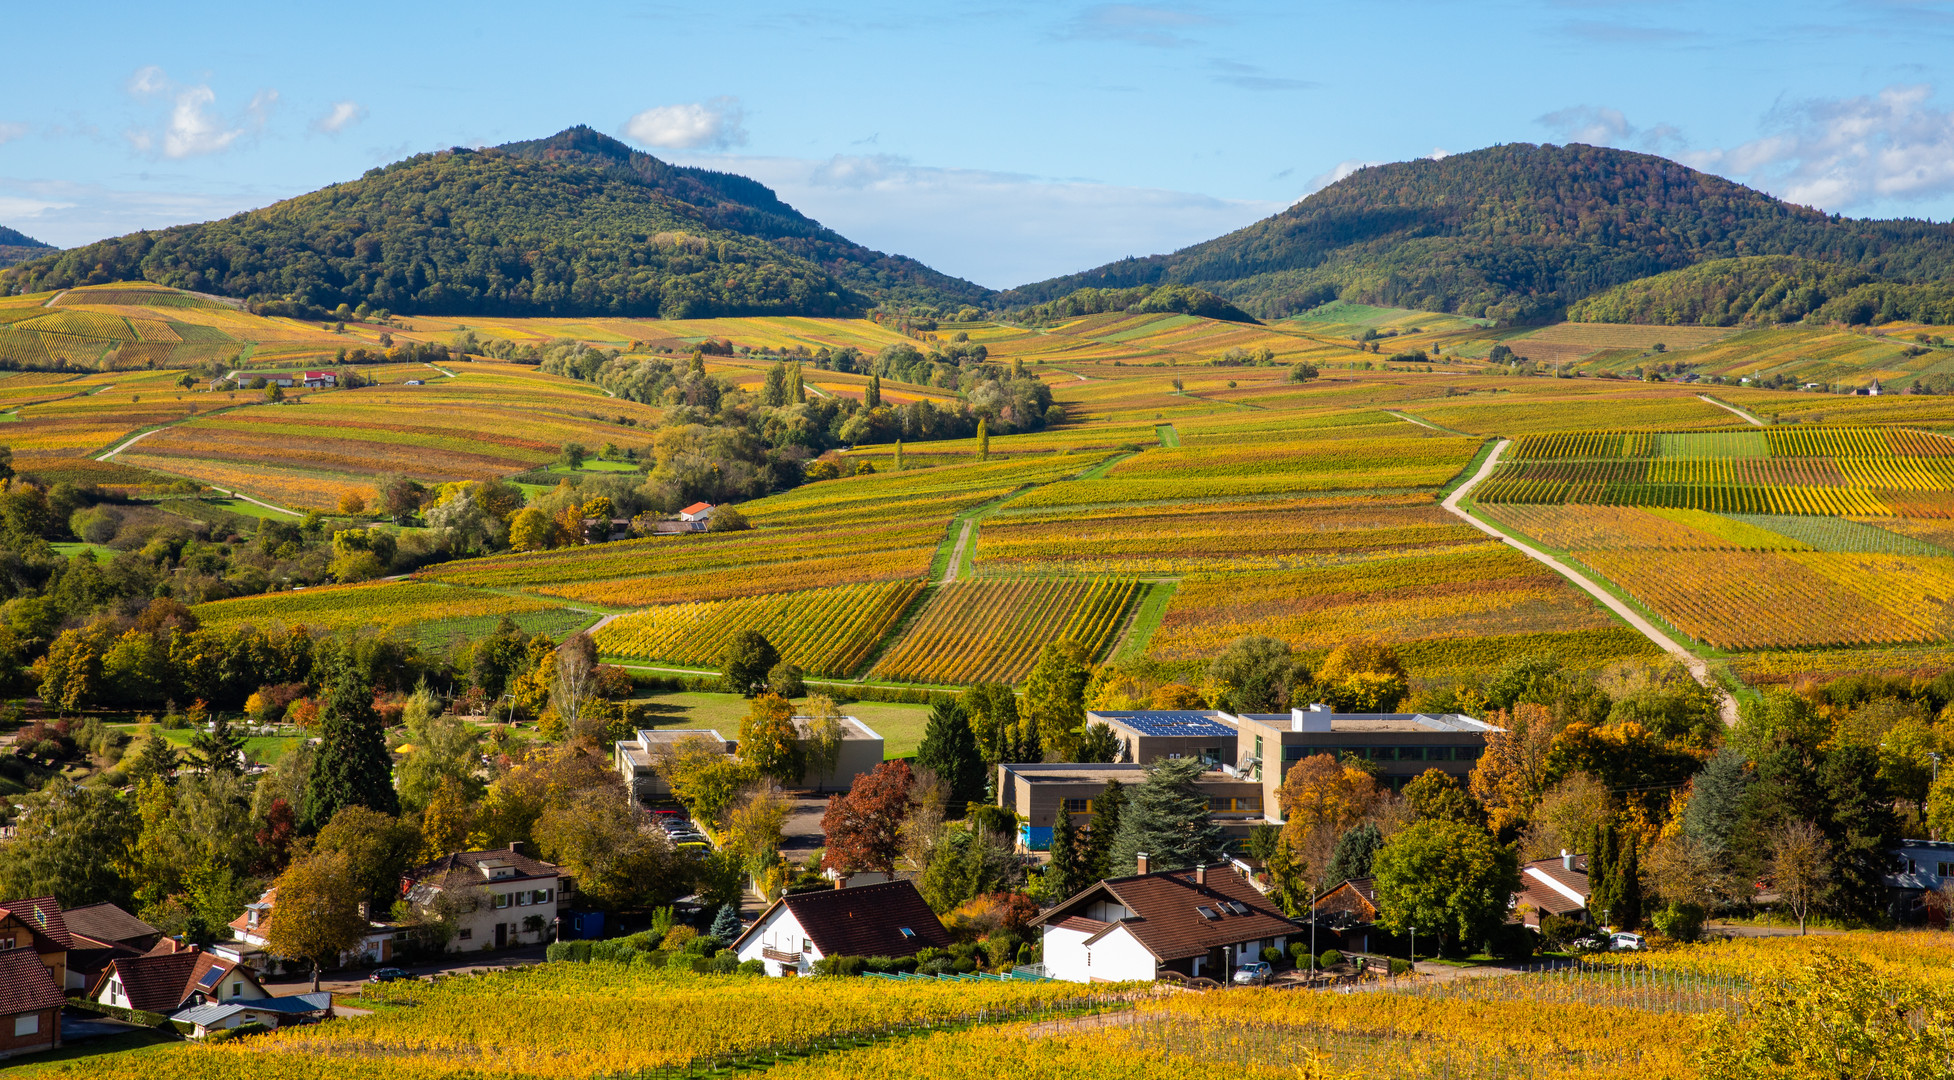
xmin=1514 ymin=852 xmax=1591 ymax=927
xmin=730 ymin=880 xmax=949 ymax=977
xmin=1031 ymin=859 xmax=1301 ymax=983
xmin=229 ymin=885 xmax=404 ymax=970
xmin=90 ymin=943 xmax=267 ymax=1016
xmin=400 ymin=843 xmax=573 ymax=952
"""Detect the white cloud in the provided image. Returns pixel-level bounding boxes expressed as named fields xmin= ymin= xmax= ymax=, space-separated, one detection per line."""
xmin=0 ymin=194 xmax=75 ymax=221
xmin=312 ymin=100 xmax=368 ymax=135
xmin=622 ymin=98 xmax=746 ymax=150
xmin=1690 ymin=84 xmax=1954 ymax=209
xmin=1301 ymin=158 xmax=1382 ymax=197
xmin=0 ymin=123 xmax=26 ymax=146
xmin=1061 ymin=4 xmax=1214 ymax=47
xmin=665 ymin=151 xmax=1282 ymax=289
xmin=1535 ymin=104 xmax=1687 ymax=155
xmin=122 ymin=67 xmax=274 ymax=159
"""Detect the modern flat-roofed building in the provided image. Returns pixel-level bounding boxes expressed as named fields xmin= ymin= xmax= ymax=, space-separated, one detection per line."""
xmin=614 ymin=729 xmax=736 ymax=800
xmin=1231 ymin=706 xmax=1498 ymax=808
xmin=998 ymin=762 xmax=1266 ymax=851
xmin=1086 ymin=710 xmax=1241 ymax=767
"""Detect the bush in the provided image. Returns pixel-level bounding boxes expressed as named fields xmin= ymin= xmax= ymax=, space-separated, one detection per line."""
xmin=665 ymin=951 xmax=697 ymax=971
xmin=738 ymin=958 xmax=767 ymax=976
xmin=1318 ymin=949 xmax=1342 ymax=968
xmin=812 ymin=954 xmax=864 ymax=977
xmin=1485 ymin=922 xmax=1537 ymax=961
xmin=1261 ymin=946 xmax=1284 ymax=967
xmin=1538 ymin=914 xmax=1583 ymax=949
xmin=1653 ymin=902 xmax=1706 ymax=943
xmin=767 ymin=662 xmax=805 ymax=698
xmin=1388 ymin=958 xmax=1412 ymax=976
xmin=707 ymin=506 xmax=750 ymax=533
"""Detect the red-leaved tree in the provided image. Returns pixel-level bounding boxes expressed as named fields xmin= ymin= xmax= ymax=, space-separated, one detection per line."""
xmin=821 ymin=761 xmax=913 ymax=873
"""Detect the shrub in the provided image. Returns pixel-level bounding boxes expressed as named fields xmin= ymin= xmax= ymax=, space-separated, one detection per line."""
xmin=1318 ymin=949 xmax=1342 ymax=968
xmin=812 ymin=954 xmax=864 ymax=977
xmin=737 ymin=959 xmax=766 ymax=976
xmin=1653 ymin=902 xmax=1706 ymax=943
xmin=1486 ymin=922 xmax=1537 ymax=960
xmin=1388 ymin=957 xmax=1413 ymax=976
xmin=1261 ymin=946 xmax=1284 ymax=967
xmin=665 ymin=951 xmax=697 ymax=971
xmin=767 ymin=662 xmax=805 ymax=698
xmin=1538 ymin=914 xmax=1584 ymax=948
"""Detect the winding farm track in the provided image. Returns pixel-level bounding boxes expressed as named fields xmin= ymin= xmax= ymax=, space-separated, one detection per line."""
xmin=96 ymin=410 xmax=303 ymax=517
xmin=1442 ymin=439 xmax=1739 ymax=726
xmin=941 ymin=520 xmax=974 ymax=584
xmin=1699 ymin=394 xmax=1765 ymax=427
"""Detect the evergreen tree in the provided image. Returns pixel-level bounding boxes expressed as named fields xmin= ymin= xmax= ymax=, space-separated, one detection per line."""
xmin=866 ymin=374 xmax=881 ymax=409
xmin=1324 ymin=822 xmax=1383 ymax=888
xmin=689 ymin=350 xmax=706 ymax=376
xmin=894 ymin=439 xmax=904 ymax=471
xmin=1816 ymin=744 xmax=1900 ymax=923
xmin=189 ymin=712 xmax=247 ymax=776
xmin=1615 ymin=833 xmax=1642 ymax=929
xmin=1683 ymin=748 xmax=1750 ymax=851
xmin=302 ymin=669 xmax=399 ymax=832
xmin=719 ymin=631 xmax=779 ymax=697
xmin=977 ymin=416 xmax=989 ymax=461
xmin=1046 ymin=811 xmax=1083 ymax=900
xmin=915 ymin=699 xmax=985 ymax=815
xmin=1111 ymin=757 xmax=1224 ymax=875
xmin=1085 ymin=779 xmax=1125 ymax=882
xmin=788 ymin=361 xmax=805 ymax=403
xmin=1588 ymin=824 xmax=1620 ymax=926
xmin=709 ymin=903 xmax=743 ymax=941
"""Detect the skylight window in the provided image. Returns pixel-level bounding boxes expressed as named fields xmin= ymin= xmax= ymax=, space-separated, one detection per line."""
xmin=1196 ymin=905 xmax=1220 ymax=920
xmin=899 ymin=927 xmax=914 ymax=938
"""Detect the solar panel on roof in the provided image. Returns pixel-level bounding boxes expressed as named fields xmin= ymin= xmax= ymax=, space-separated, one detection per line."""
xmin=1107 ymin=712 xmax=1237 ymax=738
xmin=196 ymin=967 xmax=224 ymax=990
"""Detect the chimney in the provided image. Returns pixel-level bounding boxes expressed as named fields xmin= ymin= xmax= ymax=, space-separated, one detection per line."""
xmin=1561 ymin=849 xmax=1573 ymax=873
xmin=509 ymin=841 xmax=524 ymax=855
xmin=1136 ymin=852 xmax=1150 ymax=876
xmin=1195 ymin=864 xmax=1206 ymax=886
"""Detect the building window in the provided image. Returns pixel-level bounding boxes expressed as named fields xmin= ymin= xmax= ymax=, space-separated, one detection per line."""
xmin=517 ymin=892 xmax=530 ymax=907
xmin=1062 ymin=797 xmax=1092 ymax=814
xmin=1939 ymin=862 xmax=1953 ymax=877
xmin=231 ymin=983 xmax=242 ymax=998
xmin=459 ymin=929 xmax=473 ymax=941
xmin=1207 ymin=797 xmax=1263 ymax=813
xmin=494 ymin=893 xmax=510 ymax=909
xmin=15 ymin=1013 xmax=38 ymax=1036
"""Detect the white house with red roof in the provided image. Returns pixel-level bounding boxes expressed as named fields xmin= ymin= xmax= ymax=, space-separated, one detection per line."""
xmin=678 ymin=502 xmax=714 ymax=523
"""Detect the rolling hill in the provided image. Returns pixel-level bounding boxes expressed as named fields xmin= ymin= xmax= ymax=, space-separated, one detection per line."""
xmin=0 ymin=127 xmax=989 ymax=319
xmin=1566 ymin=255 xmax=1954 ymax=327
xmin=0 ymin=225 xmax=53 ymax=269
xmin=1001 ymin=142 xmax=1954 ymax=325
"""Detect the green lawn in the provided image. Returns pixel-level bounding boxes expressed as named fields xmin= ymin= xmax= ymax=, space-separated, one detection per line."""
xmin=629 ymin=691 xmax=932 ymax=759
xmin=51 ymin=542 xmax=117 ymax=559
xmin=110 ymin=724 xmax=306 ymax=765
xmin=413 ymin=608 xmax=599 ymax=650
xmin=5 ymin=1027 xmax=182 ymax=1075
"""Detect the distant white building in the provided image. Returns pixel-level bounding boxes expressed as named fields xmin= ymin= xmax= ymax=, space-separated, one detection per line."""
xmin=615 ymin=717 xmax=885 ymax=799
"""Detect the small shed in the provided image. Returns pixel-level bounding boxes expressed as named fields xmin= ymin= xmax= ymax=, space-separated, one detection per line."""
xmin=678 ymin=502 xmax=714 ymax=523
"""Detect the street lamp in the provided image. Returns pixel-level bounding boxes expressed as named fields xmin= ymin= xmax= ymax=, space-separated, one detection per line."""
xmin=1408 ymin=926 xmax=1416 ymax=972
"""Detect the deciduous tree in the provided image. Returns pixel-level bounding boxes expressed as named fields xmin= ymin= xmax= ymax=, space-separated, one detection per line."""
xmin=1770 ymin=819 xmax=1830 ymax=935
xmin=267 ymin=849 xmax=367 ymax=991
xmin=739 ymin=693 xmax=804 ymax=787
xmin=1372 ymin=819 xmax=1520 ymax=956
xmin=720 ymin=631 xmax=779 ymax=697
xmin=1278 ymin=753 xmax=1380 ymax=885
xmin=822 ymin=761 xmax=913 ymax=874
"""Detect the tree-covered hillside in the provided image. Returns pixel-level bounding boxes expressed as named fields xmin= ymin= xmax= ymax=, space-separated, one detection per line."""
xmin=1002 ymin=143 xmax=1954 ymax=324
xmin=0 ymin=128 xmax=988 ymax=318
xmin=1567 ymin=256 xmax=1954 ymax=327
xmin=0 ymin=225 xmax=52 ymax=270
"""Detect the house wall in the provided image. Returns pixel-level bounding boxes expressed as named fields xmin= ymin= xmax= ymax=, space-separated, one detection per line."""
xmin=1080 ymin=925 xmax=1156 ymax=983
xmin=446 ymin=879 xmax=564 ymax=953
xmin=0 ymin=1007 xmax=58 ymax=1059
xmin=733 ymin=906 xmax=817 ymax=977
xmin=1039 ymin=926 xmax=1094 ymax=982
xmin=798 ymin=724 xmax=884 ymax=794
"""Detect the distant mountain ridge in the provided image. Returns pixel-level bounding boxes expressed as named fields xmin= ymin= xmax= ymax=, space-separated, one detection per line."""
xmin=0 ymin=127 xmax=987 ymax=317
xmin=1001 ymin=143 xmax=1954 ymax=324
xmin=0 ymin=225 xmax=53 ymax=270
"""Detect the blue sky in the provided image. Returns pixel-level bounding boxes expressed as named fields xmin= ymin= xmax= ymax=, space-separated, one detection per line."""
xmin=4 ymin=0 xmax=1953 ymax=288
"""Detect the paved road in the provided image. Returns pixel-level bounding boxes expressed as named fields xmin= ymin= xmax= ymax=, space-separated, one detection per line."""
xmin=1699 ymin=393 xmax=1765 ymax=427
xmin=260 ymin=944 xmax=552 ymax=1000
xmin=1442 ymin=439 xmax=1738 ymax=725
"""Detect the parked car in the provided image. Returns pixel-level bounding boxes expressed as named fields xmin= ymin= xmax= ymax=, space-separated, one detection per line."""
xmin=1609 ymin=932 xmax=1645 ymax=952
xmin=368 ymin=967 xmax=410 ymax=983
xmin=1232 ymin=961 xmax=1272 ymax=985
xmin=1570 ymin=936 xmax=1607 ymax=953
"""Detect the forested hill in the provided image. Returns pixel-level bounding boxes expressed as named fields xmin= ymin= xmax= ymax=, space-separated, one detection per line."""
xmin=1566 ymin=256 xmax=1954 ymax=327
xmin=495 ymin=127 xmax=991 ymax=310
xmin=0 ymin=225 xmax=53 ymax=270
xmin=1000 ymin=143 xmax=1954 ymax=324
xmin=0 ymin=127 xmax=987 ymax=318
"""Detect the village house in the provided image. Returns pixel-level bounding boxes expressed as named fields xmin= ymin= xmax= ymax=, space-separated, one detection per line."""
xmin=60 ymin=902 xmax=160 ymax=992
xmin=0 ymin=948 xmax=65 ymax=1060
xmin=678 ymin=501 xmax=715 ymax=523
xmin=1032 ymin=858 xmax=1300 ymax=983
xmin=230 ymin=885 xmax=404 ymax=971
xmin=730 ymin=879 xmax=949 ymax=977
xmin=1515 ymin=852 xmax=1593 ymax=927
xmin=171 ymin=991 xmax=333 ymax=1038
xmin=400 ymin=843 xmax=573 ymax=952
xmin=1885 ymin=838 xmax=1954 ymax=921
xmin=90 ymin=943 xmax=268 ymax=1016
xmin=0 ymin=898 xmax=70 ymax=992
